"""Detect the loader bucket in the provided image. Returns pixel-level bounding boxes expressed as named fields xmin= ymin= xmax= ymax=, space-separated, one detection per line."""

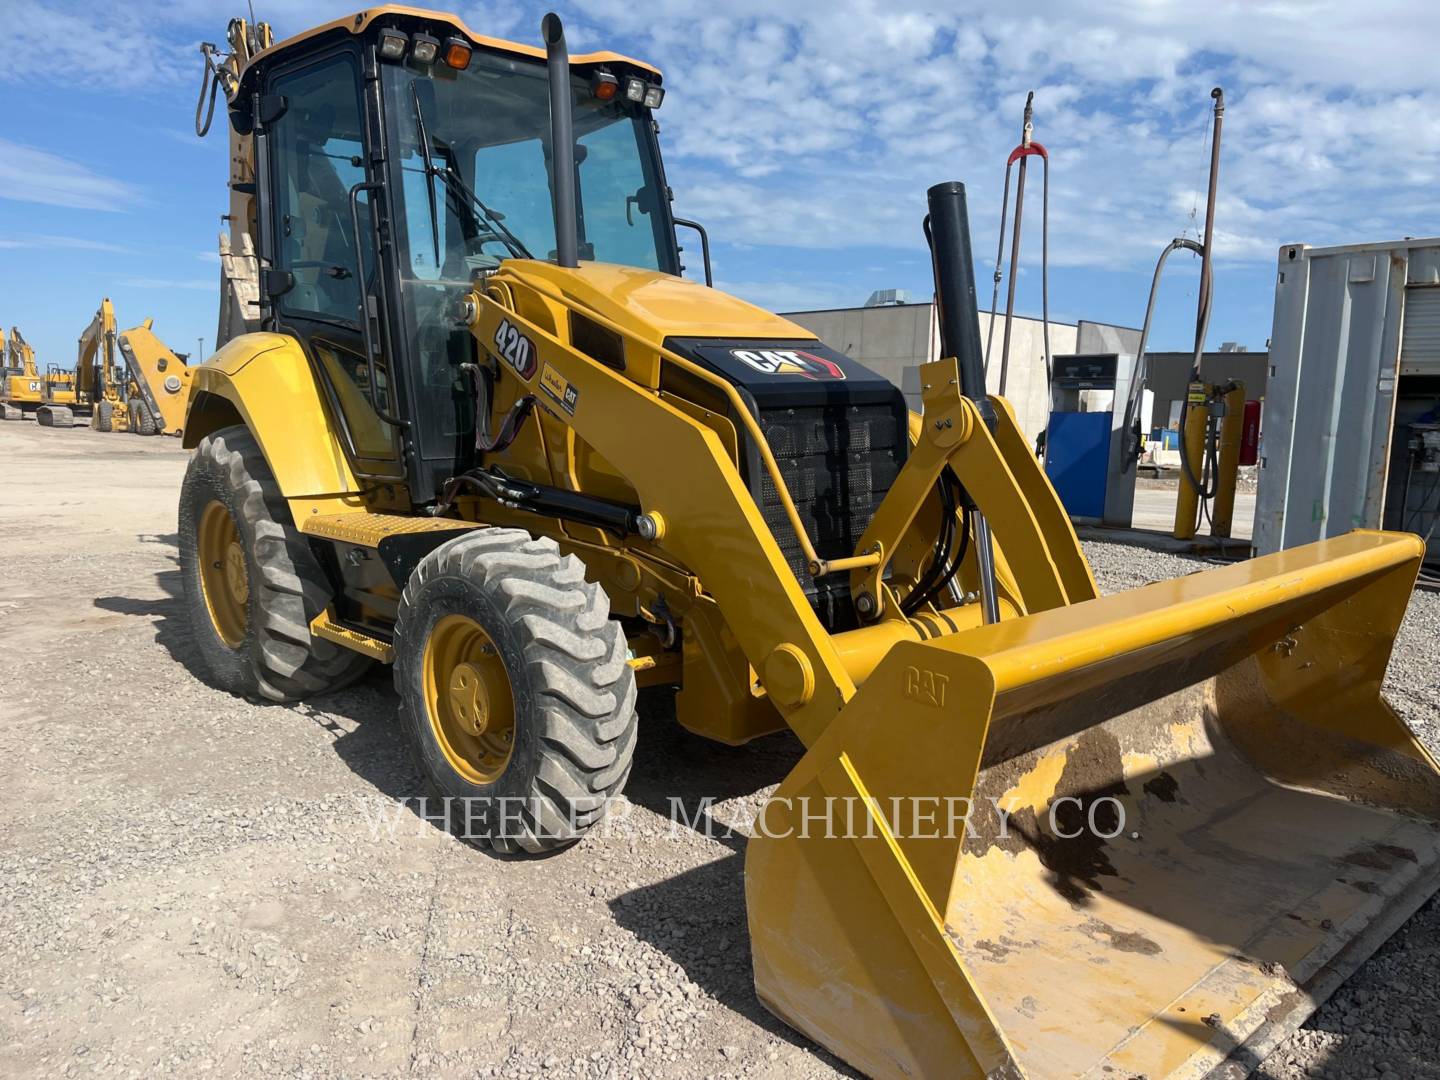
xmin=747 ymin=531 xmax=1440 ymax=1080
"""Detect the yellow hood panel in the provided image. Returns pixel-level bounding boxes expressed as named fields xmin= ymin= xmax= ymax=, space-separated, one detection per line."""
xmin=493 ymin=262 xmax=817 ymax=347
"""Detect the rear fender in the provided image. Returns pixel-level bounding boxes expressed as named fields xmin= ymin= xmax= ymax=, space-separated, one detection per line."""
xmin=182 ymin=332 xmax=363 ymax=504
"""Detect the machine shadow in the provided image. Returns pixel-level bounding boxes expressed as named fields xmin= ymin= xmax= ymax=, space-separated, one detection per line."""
xmin=92 ymin=535 xmax=423 ymax=809
xmin=607 ymin=689 xmax=863 ymax=1071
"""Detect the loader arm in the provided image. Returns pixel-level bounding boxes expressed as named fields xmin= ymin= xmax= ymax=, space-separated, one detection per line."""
xmin=468 ymin=275 xmax=858 ymax=747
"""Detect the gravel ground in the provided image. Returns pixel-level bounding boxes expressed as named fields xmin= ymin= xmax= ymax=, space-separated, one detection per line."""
xmin=1 ymin=420 xmax=1436 ymax=1079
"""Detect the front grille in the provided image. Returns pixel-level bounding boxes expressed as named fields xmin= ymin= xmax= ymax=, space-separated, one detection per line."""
xmin=756 ymin=402 xmax=905 ymax=627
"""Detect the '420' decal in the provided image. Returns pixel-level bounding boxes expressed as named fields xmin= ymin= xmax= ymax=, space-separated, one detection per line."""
xmin=494 ymin=319 xmax=537 ymax=378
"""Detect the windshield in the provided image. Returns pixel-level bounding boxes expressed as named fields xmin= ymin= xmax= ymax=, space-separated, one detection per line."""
xmin=382 ymin=51 xmax=675 ymax=282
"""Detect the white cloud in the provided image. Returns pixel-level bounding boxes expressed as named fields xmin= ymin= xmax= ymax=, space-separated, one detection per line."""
xmin=0 ymin=234 xmax=135 ymax=253
xmin=0 ymin=139 xmax=144 ymax=212
xmin=7 ymin=0 xmax=1437 ymax=281
xmin=564 ymin=0 xmax=1440 ymax=272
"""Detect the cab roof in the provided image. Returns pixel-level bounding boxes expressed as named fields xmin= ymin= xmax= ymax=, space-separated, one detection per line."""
xmin=238 ymin=5 xmax=661 ymax=85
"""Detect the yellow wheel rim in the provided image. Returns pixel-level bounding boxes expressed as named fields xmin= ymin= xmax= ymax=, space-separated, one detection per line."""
xmin=198 ymin=500 xmax=249 ymax=648
xmin=423 ymin=614 xmax=516 ymax=784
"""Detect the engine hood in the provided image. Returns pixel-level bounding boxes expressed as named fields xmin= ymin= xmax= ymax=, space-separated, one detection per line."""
xmin=491 ymin=261 xmax=818 ymax=348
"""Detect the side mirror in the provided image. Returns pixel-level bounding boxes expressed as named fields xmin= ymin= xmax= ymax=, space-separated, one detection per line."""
xmin=673 ymin=217 xmax=712 ymax=287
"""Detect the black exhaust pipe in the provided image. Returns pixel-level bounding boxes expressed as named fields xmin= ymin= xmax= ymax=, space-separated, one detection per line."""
xmin=542 ymin=13 xmax=579 ymax=269
xmin=925 ymin=181 xmax=990 ymax=414
xmin=924 ymin=180 xmax=1000 ymax=624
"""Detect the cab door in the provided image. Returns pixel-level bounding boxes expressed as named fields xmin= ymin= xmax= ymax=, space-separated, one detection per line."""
xmin=259 ymin=47 xmax=404 ymax=480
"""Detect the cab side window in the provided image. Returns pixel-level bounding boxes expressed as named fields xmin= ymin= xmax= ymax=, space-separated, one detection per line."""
xmin=268 ymin=56 xmax=370 ymax=326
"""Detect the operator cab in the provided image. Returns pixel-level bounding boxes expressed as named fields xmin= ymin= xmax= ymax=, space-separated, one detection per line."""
xmin=230 ymin=11 xmax=679 ymax=496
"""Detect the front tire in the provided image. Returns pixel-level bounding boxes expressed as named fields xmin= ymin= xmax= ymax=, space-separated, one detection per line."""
xmin=394 ymin=529 xmax=638 ymax=854
xmin=178 ymin=425 xmax=373 ymax=701
xmin=129 ymin=398 xmax=158 ymax=435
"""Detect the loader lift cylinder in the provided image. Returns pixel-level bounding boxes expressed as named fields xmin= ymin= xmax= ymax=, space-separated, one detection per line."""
xmin=925 ymin=181 xmax=1001 ymax=623
xmin=542 ymin=13 xmax=580 ymax=270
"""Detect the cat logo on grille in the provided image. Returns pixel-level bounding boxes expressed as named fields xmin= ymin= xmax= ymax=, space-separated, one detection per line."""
xmin=730 ymin=348 xmax=846 ymax=381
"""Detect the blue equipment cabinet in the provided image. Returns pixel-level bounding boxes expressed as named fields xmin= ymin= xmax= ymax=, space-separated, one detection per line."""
xmin=1044 ymin=353 xmax=1138 ymax=527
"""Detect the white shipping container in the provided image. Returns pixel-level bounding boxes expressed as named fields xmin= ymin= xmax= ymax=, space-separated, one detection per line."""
xmin=1255 ymin=237 xmax=1440 ymax=564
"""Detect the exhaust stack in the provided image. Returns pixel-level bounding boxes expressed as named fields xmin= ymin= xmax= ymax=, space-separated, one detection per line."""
xmin=925 ymin=182 xmax=988 ymax=408
xmin=925 ymin=181 xmax=1001 ymax=623
xmin=541 ymin=13 xmax=579 ymax=269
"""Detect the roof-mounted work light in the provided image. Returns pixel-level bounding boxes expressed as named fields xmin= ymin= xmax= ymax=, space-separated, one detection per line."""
xmin=377 ymin=28 xmax=408 ymax=61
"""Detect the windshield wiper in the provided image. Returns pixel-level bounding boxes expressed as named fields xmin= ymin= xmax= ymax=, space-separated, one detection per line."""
xmin=409 ymin=84 xmax=533 ymax=263
xmin=409 ymin=84 xmax=443 ymax=269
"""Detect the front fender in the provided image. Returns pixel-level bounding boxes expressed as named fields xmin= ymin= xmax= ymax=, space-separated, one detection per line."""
xmin=182 ymin=332 xmax=362 ymax=500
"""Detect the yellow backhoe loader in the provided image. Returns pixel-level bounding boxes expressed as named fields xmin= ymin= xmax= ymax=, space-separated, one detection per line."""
xmin=38 ymin=299 xmax=193 ymax=435
xmin=178 ymin=9 xmax=1440 ymax=1078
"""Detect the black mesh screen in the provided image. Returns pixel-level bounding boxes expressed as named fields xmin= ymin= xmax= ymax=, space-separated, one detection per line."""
xmin=757 ymin=402 xmax=905 ymax=626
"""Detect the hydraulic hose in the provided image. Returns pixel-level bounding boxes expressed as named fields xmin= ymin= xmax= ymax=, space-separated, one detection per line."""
xmin=1121 ymin=237 xmax=1204 ymax=472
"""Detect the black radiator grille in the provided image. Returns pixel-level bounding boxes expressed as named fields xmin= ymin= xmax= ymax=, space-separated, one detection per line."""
xmin=756 ymin=403 xmax=905 ymax=619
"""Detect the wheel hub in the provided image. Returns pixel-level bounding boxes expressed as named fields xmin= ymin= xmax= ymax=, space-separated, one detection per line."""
xmin=448 ymin=661 xmax=491 ymax=735
xmin=423 ymin=615 xmax=516 ymax=784
xmin=224 ymin=542 xmax=249 ymax=607
xmin=197 ymin=500 xmax=248 ymax=648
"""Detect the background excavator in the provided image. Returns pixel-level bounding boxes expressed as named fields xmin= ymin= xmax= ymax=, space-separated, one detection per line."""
xmin=36 ymin=298 xmax=193 ymax=435
xmin=1 ymin=327 xmax=74 ymax=419
xmin=176 ymin=8 xmax=1440 ymax=1078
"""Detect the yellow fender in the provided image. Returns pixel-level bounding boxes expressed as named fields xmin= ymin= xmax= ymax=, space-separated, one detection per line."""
xmin=182 ymin=332 xmax=363 ymax=507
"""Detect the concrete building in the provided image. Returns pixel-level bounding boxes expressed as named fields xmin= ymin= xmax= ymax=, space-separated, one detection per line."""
xmin=783 ymin=299 xmax=1138 ymax=440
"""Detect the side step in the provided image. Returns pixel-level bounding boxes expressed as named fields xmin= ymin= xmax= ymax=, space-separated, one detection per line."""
xmin=300 ymin=508 xmax=486 ymax=601
xmin=309 ymin=609 xmax=393 ymax=663
xmin=300 ymin=511 xmax=486 ymax=547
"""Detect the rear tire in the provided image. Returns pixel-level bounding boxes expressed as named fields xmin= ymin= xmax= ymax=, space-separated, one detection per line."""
xmin=394 ymin=529 xmax=638 ymax=854
xmin=179 ymin=424 xmax=373 ymax=701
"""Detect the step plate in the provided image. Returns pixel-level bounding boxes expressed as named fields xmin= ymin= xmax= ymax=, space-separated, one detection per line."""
xmin=300 ymin=512 xmax=483 ymax=548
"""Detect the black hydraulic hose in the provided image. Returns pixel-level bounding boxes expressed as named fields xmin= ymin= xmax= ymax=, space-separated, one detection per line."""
xmin=195 ymin=43 xmax=224 ymax=137
xmin=904 ymin=469 xmax=972 ymax=616
xmin=925 ymin=472 xmax=972 ymax=610
xmin=902 ymin=474 xmax=956 ymax=616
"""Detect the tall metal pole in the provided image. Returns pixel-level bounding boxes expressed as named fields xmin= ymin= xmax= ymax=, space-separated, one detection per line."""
xmin=997 ymin=93 xmax=1034 ymax=397
xmin=1191 ymin=88 xmax=1225 ymax=377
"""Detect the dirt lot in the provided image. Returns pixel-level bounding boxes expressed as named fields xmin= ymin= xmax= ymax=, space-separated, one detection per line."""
xmin=1 ymin=419 xmax=1438 ymax=1079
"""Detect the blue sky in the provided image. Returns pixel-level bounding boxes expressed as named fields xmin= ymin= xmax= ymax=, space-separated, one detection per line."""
xmin=2 ymin=0 xmax=1438 ymax=368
